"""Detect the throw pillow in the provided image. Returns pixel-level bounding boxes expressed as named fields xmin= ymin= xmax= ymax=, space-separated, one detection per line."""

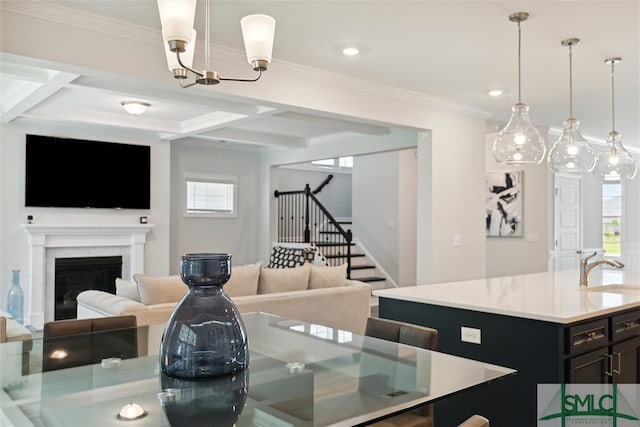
xmin=268 ymin=246 xmax=305 ymax=268
xmin=134 ymin=274 xmax=188 ymax=305
xmin=258 ymin=263 xmax=311 ymax=294
xmin=224 ymin=261 xmax=262 ymax=297
xmin=308 ymin=264 xmax=348 ymax=289
xmin=115 ymin=278 xmax=141 ymax=302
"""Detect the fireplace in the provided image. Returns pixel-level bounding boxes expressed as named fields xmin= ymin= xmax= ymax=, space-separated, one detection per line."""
xmin=23 ymin=223 xmax=154 ymax=328
xmin=54 ymin=256 xmax=122 ymax=320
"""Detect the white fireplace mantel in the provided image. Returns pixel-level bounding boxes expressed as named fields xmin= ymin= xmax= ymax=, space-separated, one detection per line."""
xmin=23 ymin=223 xmax=154 ymax=328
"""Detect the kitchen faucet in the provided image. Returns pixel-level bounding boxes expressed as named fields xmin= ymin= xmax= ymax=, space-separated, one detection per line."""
xmin=579 ymin=251 xmax=625 ymax=288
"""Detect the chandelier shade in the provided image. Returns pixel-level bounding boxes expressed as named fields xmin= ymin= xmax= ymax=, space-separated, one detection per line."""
xmin=241 ymin=14 xmax=276 ymax=71
xmin=547 ymin=38 xmax=595 ymax=173
xmin=163 ymin=29 xmax=196 ymax=74
xmin=493 ymin=12 xmax=546 ymax=165
xmin=593 ymin=57 xmax=637 ymax=180
xmin=157 ymin=0 xmax=196 ymax=45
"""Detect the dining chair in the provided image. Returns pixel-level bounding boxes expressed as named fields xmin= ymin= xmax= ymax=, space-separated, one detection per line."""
xmin=458 ymin=414 xmax=490 ymax=427
xmin=364 ymin=317 xmax=438 ymax=427
xmin=43 ymin=315 xmax=137 ymax=372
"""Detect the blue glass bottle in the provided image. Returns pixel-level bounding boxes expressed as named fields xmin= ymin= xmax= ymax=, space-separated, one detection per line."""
xmin=7 ymin=269 xmax=24 ymax=325
xmin=160 ymin=253 xmax=248 ymax=378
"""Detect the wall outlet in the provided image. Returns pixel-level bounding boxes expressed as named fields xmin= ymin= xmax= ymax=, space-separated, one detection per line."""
xmin=452 ymin=234 xmax=462 ymax=247
xmin=461 ymin=326 xmax=481 ymax=344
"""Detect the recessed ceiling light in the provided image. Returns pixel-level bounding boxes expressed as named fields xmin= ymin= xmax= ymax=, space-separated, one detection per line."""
xmin=488 ymin=89 xmax=504 ymax=97
xmin=121 ymin=101 xmax=151 ymax=116
xmin=342 ymin=47 xmax=360 ymax=56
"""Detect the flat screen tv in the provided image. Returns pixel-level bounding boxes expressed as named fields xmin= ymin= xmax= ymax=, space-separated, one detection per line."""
xmin=25 ymin=134 xmax=151 ymax=209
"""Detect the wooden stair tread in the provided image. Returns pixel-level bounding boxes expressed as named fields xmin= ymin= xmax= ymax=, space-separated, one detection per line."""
xmin=314 ymin=242 xmax=355 ymax=247
xmin=350 ymin=264 xmax=375 ymax=270
xmin=325 ymin=253 xmax=365 ymax=259
xmin=356 ymin=276 xmax=386 ymax=283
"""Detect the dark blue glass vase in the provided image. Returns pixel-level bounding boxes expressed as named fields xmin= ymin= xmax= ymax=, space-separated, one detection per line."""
xmin=160 ymin=253 xmax=248 ymax=378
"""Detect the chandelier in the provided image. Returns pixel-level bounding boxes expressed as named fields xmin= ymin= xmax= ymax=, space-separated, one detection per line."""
xmin=157 ymin=0 xmax=276 ymax=88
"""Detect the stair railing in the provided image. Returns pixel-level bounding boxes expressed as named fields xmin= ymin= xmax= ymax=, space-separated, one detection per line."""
xmin=274 ymin=183 xmax=352 ymax=278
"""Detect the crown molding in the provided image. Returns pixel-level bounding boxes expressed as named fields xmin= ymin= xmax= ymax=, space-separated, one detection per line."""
xmin=3 ymin=1 xmax=491 ymax=120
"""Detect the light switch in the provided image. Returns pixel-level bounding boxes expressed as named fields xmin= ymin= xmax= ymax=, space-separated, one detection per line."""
xmin=527 ymin=232 xmax=540 ymax=242
xmin=453 ymin=234 xmax=462 ymax=247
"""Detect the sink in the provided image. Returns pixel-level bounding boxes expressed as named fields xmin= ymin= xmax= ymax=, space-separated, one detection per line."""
xmin=585 ymin=284 xmax=640 ymax=294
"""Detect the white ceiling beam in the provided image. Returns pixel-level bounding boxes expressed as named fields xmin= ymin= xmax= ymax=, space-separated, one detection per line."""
xmin=1 ymin=71 xmax=78 ymax=122
xmin=276 ymin=111 xmax=390 ymax=136
xmin=194 ymin=128 xmax=308 ymax=149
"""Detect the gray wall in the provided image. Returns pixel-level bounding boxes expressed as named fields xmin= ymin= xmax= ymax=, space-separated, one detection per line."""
xmin=353 ymin=151 xmax=399 ymax=282
xmin=275 ymin=168 xmax=352 ymax=218
xmin=485 ymin=131 xmax=550 ymax=277
xmin=169 ymin=141 xmax=262 ymax=272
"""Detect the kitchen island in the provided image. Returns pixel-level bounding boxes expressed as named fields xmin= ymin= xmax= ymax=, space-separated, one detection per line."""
xmin=374 ymin=269 xmax=640 ymax=426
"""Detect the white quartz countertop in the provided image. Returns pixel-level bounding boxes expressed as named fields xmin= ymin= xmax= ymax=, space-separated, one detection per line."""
xmin=373 ymin=270 xmax=640 ymax=324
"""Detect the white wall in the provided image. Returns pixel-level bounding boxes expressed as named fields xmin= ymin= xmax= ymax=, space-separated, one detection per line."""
xmin=0 ymin=120 xmax=171 ymax=311
xmin=169 ymin=141 xmax=261 ymax=272
xmin=398 ymin=149 xmax=418 ymax=286
xmin=484 ymin=132 xmax=550 ymax=277
xmin=352 ymin=151 xmax=400 ymax=283
xmin=275 ymin=168 xmax=352 ymax=218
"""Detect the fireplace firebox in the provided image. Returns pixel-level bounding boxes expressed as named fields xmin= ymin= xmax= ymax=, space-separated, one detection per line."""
xmin=54 ymin=256 xmax=122 ymax=320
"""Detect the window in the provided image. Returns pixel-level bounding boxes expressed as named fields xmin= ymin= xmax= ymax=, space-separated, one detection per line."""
xmin=310 ymin=156 xmax=352 ymax=170
xmin=602 ymin=177 xmax=622 ymax=256
xmin=184 ymin=174 xmax=237 ymax=217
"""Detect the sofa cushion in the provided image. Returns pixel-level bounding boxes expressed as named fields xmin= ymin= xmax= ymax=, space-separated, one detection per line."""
xmin=258 ymin=263 xmax=310 ymax=294
xmin=133 ymin=274 xmax=188 ymax=305
xmin=224 ymin=261 xmax=262 ymax=297
xmin=116 ymin=278 xmax=141 ymax=302
xmin=268 ymin=246 xmax=306 ymax=268
xmin=308 ymin=264 xmax=348 ymax=289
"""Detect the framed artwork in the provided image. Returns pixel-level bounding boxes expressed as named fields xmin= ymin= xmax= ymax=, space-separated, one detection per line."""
xmin=486 ymin=170 xmax=523 ymax=237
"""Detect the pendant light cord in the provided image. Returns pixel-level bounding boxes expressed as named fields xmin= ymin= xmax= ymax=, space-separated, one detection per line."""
xmin=205 ymin=0 xmax=211 ymax=71
xmin=610 ymin=60 xmax=616 ymax=132
xmin=517 ymin=21 xmax=522 ymax=104
xmin=568 ymin=44 xmax=574 ymax=119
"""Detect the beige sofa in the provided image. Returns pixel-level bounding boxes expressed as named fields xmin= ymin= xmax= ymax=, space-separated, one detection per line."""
xmin=77 ymin=262 xmax=371 ymax=334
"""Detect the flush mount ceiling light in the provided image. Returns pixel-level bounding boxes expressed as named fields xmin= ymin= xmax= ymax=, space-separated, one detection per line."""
xmin=492 ymin=12 xmax=546 ymax=165
xmin=488 ymin=89 xmax=504 ymax=97
xmin=342 ymin=46 xmax=360 ymax=56
xmin=157 ymin=0 xmax=275 ymax=88
xmin=547 ymin=38 xmax=595 ymax=174
xmin=121 ymin=101 xmax=151 ymax=116
xmin=593 ymin=58 xmax=637 ymax=180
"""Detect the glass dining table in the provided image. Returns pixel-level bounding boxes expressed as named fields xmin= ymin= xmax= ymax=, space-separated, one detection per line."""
xmin=0 ymin=312 xmax=515 ymax=426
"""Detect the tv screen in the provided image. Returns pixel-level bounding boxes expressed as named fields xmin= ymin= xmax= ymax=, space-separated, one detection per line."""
xmin=25 ymin=135 xmax=151 ymax=209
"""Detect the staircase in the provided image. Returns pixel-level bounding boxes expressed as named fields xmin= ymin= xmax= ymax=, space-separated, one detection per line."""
xmin=274 ymin=183 xmax=389 ymax=300
xmin=320 ymin=219 xmax=387 ymax=291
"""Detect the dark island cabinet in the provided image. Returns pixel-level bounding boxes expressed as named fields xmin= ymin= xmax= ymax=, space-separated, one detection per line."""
xmin=379 ymin=298 xmax=640 ymax=427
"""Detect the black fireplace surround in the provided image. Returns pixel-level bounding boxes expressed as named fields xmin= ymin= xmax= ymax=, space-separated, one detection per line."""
xmin=54 ymin=256 xmax=122 ymax=320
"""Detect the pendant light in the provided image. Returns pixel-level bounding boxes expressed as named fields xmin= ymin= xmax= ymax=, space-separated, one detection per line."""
xmin=593 ymin=58 xmax=637 ymax=180
xmin=547 ymin=39 xmax=595 ymax=173
xmin=493 ymin=12 xmax=546 ymax=165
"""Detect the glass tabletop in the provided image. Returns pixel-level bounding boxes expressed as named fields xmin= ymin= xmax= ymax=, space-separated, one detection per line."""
xmin=0 ymin=313 xmax=515 ymax=426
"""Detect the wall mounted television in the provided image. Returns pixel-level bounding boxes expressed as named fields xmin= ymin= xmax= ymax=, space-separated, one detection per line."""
xmin=25 ymin=134 xmax=151 ymax=209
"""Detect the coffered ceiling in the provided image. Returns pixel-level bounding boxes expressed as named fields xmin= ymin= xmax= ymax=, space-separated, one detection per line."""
xmin=1 ymin=1 xmax=638 ymax=151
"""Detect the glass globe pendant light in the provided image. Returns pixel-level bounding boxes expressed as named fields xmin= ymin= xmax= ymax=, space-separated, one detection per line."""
xmin=493 ymin=12 xmax=546 ymax=165
xmin=593 ymin=58 xmax=637 ymax=180
xmin=547 ymin=39 xmax=595 ymax=173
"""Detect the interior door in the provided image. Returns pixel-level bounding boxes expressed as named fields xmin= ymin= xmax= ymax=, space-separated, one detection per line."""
xmin=554 ymin=175 xmax=582 ymax=270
